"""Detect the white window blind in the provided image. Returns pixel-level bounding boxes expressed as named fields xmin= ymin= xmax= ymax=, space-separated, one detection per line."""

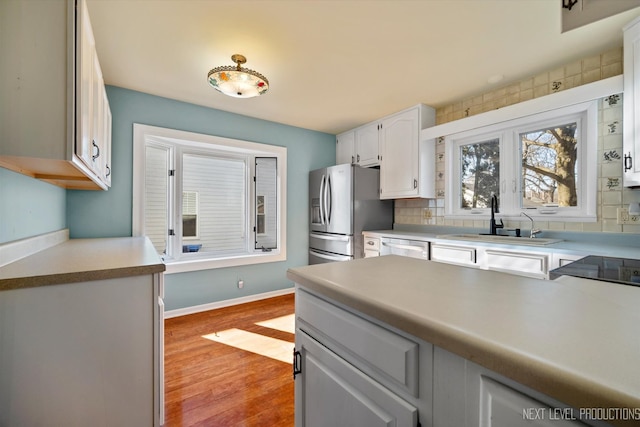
xmin=182 ymin=191 xmax=198 ymax=216
xmin=182 ymin=153 xmax=246 ymax=255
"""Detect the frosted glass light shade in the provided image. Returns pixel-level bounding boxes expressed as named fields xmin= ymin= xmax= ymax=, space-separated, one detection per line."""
xmin=207 ymin=54 xmax=269 ymax=98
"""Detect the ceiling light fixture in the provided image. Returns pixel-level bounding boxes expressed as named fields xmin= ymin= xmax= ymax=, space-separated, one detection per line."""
xmin=207 ymin=54 xmax=269 ymax=98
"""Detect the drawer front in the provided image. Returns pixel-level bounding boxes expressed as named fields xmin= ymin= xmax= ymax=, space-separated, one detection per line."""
xmin=296 ymin=289 xmax=419 ymax=397
xmin=486 ymin=250 xmax=548 ymax=279
xmin=380 ymin=238 xmax=429 ymax=259
xmin=364 ymin=249 xmax=379 ymax=258
xmin=431 ymin=243 xmax=477 ymax=266
xmin=363 ymin=236 xmax=380 ymax=251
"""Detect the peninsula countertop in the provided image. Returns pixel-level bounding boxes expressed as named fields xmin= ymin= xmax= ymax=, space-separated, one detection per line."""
xmin=287 ymin=255 xmax=640 ymax=420
xmin=0 ymin=237 xmax=165 ymax=291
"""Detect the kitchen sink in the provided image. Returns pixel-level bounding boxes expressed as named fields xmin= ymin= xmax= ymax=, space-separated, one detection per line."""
xmin=437 ymin=234 xmax=563 ymax=246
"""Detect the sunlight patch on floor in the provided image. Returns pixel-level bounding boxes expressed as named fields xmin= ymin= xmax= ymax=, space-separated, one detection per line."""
xmin=255 ymin=313 xmax=295 ymax=334
xmin=202 ymin=328 xmax=294 ymax=363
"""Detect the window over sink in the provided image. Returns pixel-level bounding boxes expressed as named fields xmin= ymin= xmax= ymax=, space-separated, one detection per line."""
xmin=132 ymin=124 xmax=287 ymax=274
xmin=446 ymin=100 xmax=598 ymax=221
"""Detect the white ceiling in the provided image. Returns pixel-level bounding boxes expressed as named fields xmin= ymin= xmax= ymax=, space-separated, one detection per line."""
xmin=86 ymin=0 xmax=640 ymax=135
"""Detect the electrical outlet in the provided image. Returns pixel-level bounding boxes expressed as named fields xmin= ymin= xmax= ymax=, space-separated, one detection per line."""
xmin=423 ymin=209 xmax=432 ymax=219
xmin=617 ymin=208 xmax=640 ymax=224
xmin=237 ymin=279 xmax=244 ymax=289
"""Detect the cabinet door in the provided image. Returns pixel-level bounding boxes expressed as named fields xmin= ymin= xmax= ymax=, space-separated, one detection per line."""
xmin=364 ymin=236 xmax=380 ymax=257
xmin=431 ymin=243 xmax=477 ymax=267
xmin=336 ymin=130 xmax=355 ymax=165
xmin=295 ymin=331 xmax=418 ymax=427
xmin=102 ymin=89 xmax=112 ymax=186
xmin=379 ymin=108 xmax=420 ymax=199
xmin=551 ymin=252 xmax=586 ymax=270
xmin=434 ymin=347 xmax=589 ymax=427
xmin=485 ymin=249 xmax=548 ymax=279
xmin=90 ymin=53 xmax=105 ymax=179
xmin=76 ymin=0 xmax=95 ymax=172
xmin=355 ymin=122 xmax=380 ymax=167
xmin=623 ymin=17 xmax=640 ymax=187
xmin=475 ymin=376 xmax=587 ymax=427
xmin=0 ymin=276 xmax=157 ymax=426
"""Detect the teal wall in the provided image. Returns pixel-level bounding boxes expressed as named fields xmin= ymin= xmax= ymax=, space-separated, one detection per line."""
xmin=66 ymin=86 xmax=335 ymax=310
xmin=0 ymin=167 xmax=66 ymax=244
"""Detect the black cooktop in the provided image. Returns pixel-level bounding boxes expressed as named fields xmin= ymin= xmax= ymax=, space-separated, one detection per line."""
xmin=550 ymin=255 xmax=640 ymax=287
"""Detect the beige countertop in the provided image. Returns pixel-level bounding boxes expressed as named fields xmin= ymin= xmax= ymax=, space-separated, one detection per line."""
xmin=0 ymin=237 xmax=165 ymax=291
xmin=287 ymin=256 xmax=640 ymax=421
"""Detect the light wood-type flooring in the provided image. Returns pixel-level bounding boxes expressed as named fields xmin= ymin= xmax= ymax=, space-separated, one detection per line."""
xmin=164 ymin=293 xmax=295 ymax=427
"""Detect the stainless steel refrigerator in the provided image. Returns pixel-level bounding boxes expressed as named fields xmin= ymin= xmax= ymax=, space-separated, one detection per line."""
xmin=309 ymin=164 xmax=393 ymax=264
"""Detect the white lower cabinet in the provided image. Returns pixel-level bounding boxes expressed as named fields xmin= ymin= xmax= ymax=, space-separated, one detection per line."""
xmin=0 ymin=274 xmax=163 ymax=426
xmin=434 ymin=347 xmax=593 ymax=427
xmin=295 ymin=288 xmax=432 ymax=427
xmin=551 ymin=252 xmax=587 ymax=270
xmin=431 ymin=243 xmax=477 ymax=267
xmin=364 ymin=235 xmax=381 ymax=257
xmin=484 ymin=249 xmax=548 ymax=279
xmin=295 ymin=287 xmax=607 ymax=427
xmin=297 ymin=331 xmax=418 ymax=427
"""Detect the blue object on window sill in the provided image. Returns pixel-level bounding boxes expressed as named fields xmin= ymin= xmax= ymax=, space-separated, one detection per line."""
xmin=182 ymin=244 xmax=202 ymax=253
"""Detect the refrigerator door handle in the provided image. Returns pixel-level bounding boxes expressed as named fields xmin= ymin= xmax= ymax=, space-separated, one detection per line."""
xmin=310 ymin=232 xmax=350 ymax=242
xmin=326 ymin=174 xmax=332 ymax=224
xmin=309 ymin=249 xmax=351 ymax=262
xmin=319 ymin=174 xmax=326 ymax=225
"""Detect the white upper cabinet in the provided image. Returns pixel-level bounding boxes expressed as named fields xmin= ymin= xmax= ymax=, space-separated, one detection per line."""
xmin=336 ymin=104 xmax=436 ymax=198
xmin=336 ymin=130 xmax=355 ymax=165
xmin=623 ymin=16 xmax=640 ymax=188
xmin=354 ymin=122 xmax=380 ymax=167
xmin=0 ymin=0 xmax=112 ymax=190
xmin=562 ymin=0 xmax=640 ymax=32
xmin=380 ymin=104 xmax=435 ymax=199
xmin=335 ymin=124 xmax=379 ymax=167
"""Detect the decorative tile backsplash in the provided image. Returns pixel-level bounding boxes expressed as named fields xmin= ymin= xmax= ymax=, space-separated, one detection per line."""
xmin=395 ymin=47 xmax=640 ymax=233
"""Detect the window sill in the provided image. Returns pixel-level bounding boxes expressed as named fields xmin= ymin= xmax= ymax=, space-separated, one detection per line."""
xmin=164 ymin=250 xmax=286 ymax=274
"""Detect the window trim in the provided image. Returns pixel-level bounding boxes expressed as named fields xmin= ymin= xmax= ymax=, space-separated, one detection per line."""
xmin=445 ymin=100 xmax=598 ymax=221
xmin=132 ymin=124 xmax=287 ymax=274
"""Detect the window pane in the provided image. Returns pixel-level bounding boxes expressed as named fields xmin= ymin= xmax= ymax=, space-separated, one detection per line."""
xmin=144 ymin=145 xmax=170 ymax=254
xmin=460 ymin=139 xmax=500 ymax=209
xmin=520 ymin=123 xmax=578 ymax=208
xmin=255 ymin=157 xmax=277 ymax=249
xmin=183 ymin=154 xmax=246 ymax=255
xmin=182 ymin=191 xmax=199 ymax=239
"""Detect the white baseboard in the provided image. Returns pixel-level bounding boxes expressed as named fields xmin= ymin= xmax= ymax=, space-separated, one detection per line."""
xmin=164 ymin=287 xmax=295 ymax=319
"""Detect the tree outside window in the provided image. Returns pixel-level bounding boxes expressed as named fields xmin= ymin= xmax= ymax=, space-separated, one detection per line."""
xmin=520 ymin=123 xmax=578 ymax=208
xmin=461 ymin=139 xmax=500 ymax=209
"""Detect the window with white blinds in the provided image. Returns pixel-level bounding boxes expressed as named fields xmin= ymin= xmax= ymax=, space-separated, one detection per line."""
xmin=133 ymin=124 xmax=287 ymax=273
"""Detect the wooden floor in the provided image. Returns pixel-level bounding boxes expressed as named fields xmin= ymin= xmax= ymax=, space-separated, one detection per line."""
xmin=164 ymin=294 xmax=295 ymax=427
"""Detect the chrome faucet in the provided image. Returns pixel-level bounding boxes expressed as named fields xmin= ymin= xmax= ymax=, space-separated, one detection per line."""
xmin=489 ymin=194 xmax=504 ymax=235
xmin=521 ymin=212 xmax=541 ymax=238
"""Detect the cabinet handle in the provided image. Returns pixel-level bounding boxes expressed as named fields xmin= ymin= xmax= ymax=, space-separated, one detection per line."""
xmin=413 ymin=179 xmax=418 ymax=189
xmin=351 ymin=155 xmax=355 ymax=164
xmin=357 ymin=154 xmax=360 ymax=163
xmin=106 ymin=165 xmax=111 ymax=177
xmin=624 ymin=152 xmax=633 ymax=172
xmin=293 ymin=349 xmax=302 ymax=379
xmin=92 ymin=140 xmax=100 ymax=161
